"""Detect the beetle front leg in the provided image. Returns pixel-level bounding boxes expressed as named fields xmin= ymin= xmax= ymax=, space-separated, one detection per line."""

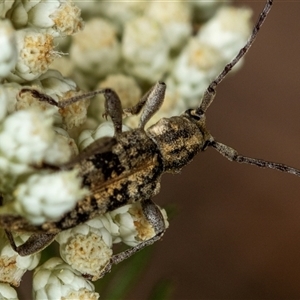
xmin=98 ymin=198 xmax=166 ymax=278
xmin=123 ymin=81 xmax=166 ymax=129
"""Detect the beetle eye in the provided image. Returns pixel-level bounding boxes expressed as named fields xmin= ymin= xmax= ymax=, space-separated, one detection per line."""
xmin=185 ymin=109 xmax=203 ymax=121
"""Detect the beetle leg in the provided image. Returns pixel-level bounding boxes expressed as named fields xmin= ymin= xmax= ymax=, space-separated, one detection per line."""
xmin=124 ymin=81 xmax=166 ymax=129
xmin=98 ymin=198 xmax=166 ymax=278
xmin=5 ymin=230 xmax=57 ymax=256
xmin=19 ymin=88 xmax=123 ymax=136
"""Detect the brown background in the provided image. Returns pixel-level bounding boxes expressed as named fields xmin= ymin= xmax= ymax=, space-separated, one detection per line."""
xmin=129 ymin=1 xmax=300 ymax=299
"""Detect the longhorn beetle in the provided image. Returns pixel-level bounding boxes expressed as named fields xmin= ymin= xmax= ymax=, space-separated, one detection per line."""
xmin=0 ymin=0 xmax=297 ymax=279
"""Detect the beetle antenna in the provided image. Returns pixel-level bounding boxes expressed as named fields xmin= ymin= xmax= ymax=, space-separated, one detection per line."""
xmin=197 ymin=0 xmax=273 ymax=115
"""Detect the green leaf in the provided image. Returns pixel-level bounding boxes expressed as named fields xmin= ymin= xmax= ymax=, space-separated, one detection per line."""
xmin=148 ymin=279 xmax=173 ymax=300
xmin=95 ymin=245 xmax=154 ymax=299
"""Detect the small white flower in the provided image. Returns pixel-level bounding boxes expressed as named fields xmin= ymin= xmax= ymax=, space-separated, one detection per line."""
xmin=78 ymin=121 xmax=130 ymax=151
xmin=56 ymin=221 xmax=113 ymax=280
xmin=146 ymin=1 xmax=191 ymax=50
xmin=6 ymin=0 xmax=84 ymax=37
xmin=36 ymin=69 xmax=77 ymax=97
xmin=197 ymin=6 xmax=252 ymax=61
xmin=170 ymin=38 xmax=225 ymax=108
xmin=7 ymin=0 xmax=60 ymax=30
xmin=70 ymin=18 xmax=120 ymax=79
xmin=79 ymin=123 xmax=116 ymax=149
xmin=7 ymin=29 xmax=55 ymax=82
xmin=33 ymin=257 xmax=99 ymax=300
xmin=77 ymin=129 xmax=95 ymax=151
xmin=0 ymin=19 xmax=17 ymax=78
xmin=110 ymin=202 xmax=169 ymax=247
xmin=13 ymin=169 xmax=88 ymax=225
xmin=30 ymin=0 xmax=84 ymax=36
xmin=0 ymin=108 xmax=71 ymax=167
xmin=53 ymin=126 xmax=79 ymax=158
xmin=122 ymin=17 xmax=170 ymax=82
xmin=109 ymin=204 xmax=140 ymax=247
xmin=0 ymin=283 xmax=18 ymax=300
xmin=0 ymin=82 xmax=22 ymax=115
xmin=0 ymin=109 xmax=54 ymax=164
xmin=94 ymin=2 xmax=147 ymax=33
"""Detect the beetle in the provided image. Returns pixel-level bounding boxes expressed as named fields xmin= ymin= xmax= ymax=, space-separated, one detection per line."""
xmin=1 ymin=0 xmax=299 ymax=283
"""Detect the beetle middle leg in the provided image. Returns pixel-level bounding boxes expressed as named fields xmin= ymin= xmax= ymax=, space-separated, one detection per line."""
xmin=98 ymin=198 xmax=166 ymax=278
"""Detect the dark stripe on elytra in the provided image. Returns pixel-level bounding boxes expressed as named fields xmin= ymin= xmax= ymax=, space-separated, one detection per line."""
xmin=107 ymin=182 xmax=132 ymax=211
xmin=88 ymin=152 xmax=125 ymax=180
xmin=106 ymin=157 xmax=163 ymax=212
xmin=54 ymin=207 xmax=90 ymax=230
xmin=90 ymin=196 xmax=99 ymax=212
xmin=122 ymin=140 xmax=157 ymax=159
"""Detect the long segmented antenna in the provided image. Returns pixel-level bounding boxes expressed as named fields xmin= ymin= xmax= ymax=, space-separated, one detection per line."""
xmin=197 ymin=0 xmax=273 ymax=114
xmin=202 ymin=0 xmax=300 ymax=178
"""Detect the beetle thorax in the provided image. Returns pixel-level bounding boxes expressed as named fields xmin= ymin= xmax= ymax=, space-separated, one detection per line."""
xmin=146 ymin=116 xmax=207 ymax=173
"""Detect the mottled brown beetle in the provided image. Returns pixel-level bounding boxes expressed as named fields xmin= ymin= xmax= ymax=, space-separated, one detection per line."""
xmin=1 ymin=0 xmax=296 ymax=278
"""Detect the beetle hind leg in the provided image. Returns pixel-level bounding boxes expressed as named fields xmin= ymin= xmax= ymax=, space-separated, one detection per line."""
xmin=5 ymin=230 xmax=57 ymax=256
xmin=98 ymin=198 xmax=167 ymax=278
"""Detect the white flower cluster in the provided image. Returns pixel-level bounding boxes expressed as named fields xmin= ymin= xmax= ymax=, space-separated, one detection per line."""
xmin=0 ymin=20 xmax=17 ymax=79
xmin=33 ymin=258 xmax=99 ymax=300
xmin=0 ymin=0 xmax=254 ymax=298
xmin=0 ymin=283 xmax=18 ymax=300
xmin=0 ymin=0 xmax=93 ymax=297
xmin=56 ymin=201 xmax=169 ymax=281
xmin=63 ymin=0 xmax=253 ymax=129
xmin=6 ymin=0 xmax=83 ymax=36
xmin=14 ymin=170 xmax=88 ymax=225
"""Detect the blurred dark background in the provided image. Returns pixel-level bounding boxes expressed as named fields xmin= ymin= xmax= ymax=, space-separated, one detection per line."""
xmin=128 ymin=1 xmax=300 ymax=299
